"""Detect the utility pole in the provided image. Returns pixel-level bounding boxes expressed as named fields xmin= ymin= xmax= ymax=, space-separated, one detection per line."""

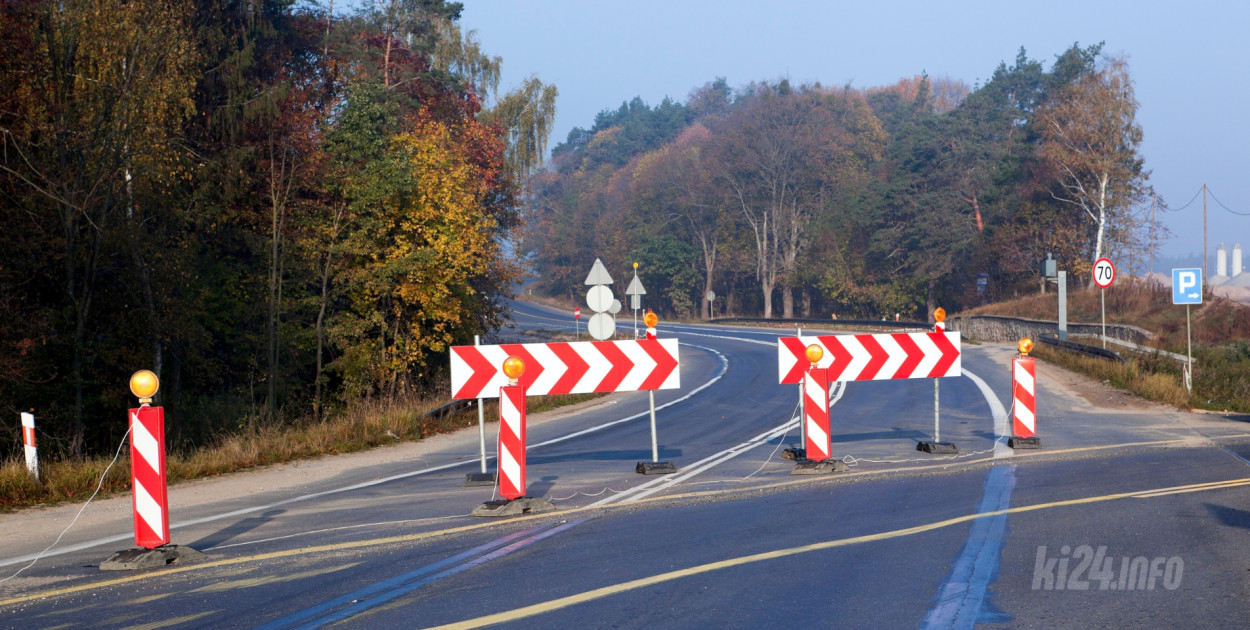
xmin=1203 ymin=183 xmax=1208 ymax=288
xmin=1149 ymin=195 xmax=1156 ymax=276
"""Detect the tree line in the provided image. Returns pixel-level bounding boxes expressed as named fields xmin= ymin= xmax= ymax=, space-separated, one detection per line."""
xmin=524 ymin=44 xmax=1164 ymax=324
xmin=0 ymin=0 xmax=555 ymax=458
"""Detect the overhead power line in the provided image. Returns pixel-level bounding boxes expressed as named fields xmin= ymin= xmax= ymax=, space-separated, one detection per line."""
xmin=1205 ymin=187 xmax=1250 ymax=216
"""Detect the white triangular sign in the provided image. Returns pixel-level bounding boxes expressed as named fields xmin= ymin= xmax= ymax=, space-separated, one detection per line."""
xmin=626 ymin=275 xmax=646 ymax=296
xmin=584 ymin=258 xmax=614 ymax=285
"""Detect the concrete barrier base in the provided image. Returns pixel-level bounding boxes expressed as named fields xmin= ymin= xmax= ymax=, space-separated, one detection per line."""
xmin=917 ymin=441 xmax=959 ymax=454
xmin=781 ymin=446 xmax=807 ymax=461
xmin=465 ymin=472 xmax=497 ymax=486
xmin=100 ymin=545 xmax=206 ymax=571
xmin=636 ymin=461 xmax=677 ymax=475
xmin=791 ymin=459 xmax=849 ymax=475
xmin=1008 ymin=436 xmax=1042 ymax=449
xmin=471 ymin=497 xmax=556 ymax=518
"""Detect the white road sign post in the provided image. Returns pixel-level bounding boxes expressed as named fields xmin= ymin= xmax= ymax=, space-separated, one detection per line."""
xmin=584 ymin=258 xmax=616 ymax=341
xmin=1092 ymin=258 xmax=1116 ymax=348
xmin=626 ymin=263 xmax=646 ymax=339
xmin=1172 ymin=268 xmax=1202 ymax=392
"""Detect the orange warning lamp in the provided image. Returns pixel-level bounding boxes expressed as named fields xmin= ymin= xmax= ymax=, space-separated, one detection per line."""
xmin=1018 ymin=337 xmax=1034 ymax=356
xmin=644 ymin=310 xmax=658 ymax=328
xmin=805 ymin=344 xmax=824 ymax=366
xmin=934 ymin=307 xmax=946 ymax=324
xmin=502 ymin=356 xmax=525 ymax=384
xmin=130 ymin=370 xmax=159 ymax=404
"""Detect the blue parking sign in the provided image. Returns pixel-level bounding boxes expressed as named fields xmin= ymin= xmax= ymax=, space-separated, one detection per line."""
xmin=1172 ymin=268 xmax=1202 ymax=304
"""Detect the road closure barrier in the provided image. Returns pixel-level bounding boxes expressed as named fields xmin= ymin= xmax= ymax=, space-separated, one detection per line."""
xmin=778 ymin=322 xmax=963 ymax=461
xmin=1009 ymin=337 xmax=1041 ymax=449
xmin=451 ymin=339 xmax=679 ymax=400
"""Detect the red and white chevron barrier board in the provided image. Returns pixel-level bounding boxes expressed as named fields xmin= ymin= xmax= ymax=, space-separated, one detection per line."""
xmin=1012 ymin=357 xmax=1036 ymax=438
xmin=129 ymin=406 xmax=170 ymax=549
xmin=450 ymin=339 xmax=680 ymax=400
xmin=804 ymin=368 xmax=832 ymax=461
xmin=498 ymin=384 xmax=527 ymax=500
xmin=21 ymin=412 xmax=37 ymax=479
xmin=778 ymin=331 xmax=961 ymax=385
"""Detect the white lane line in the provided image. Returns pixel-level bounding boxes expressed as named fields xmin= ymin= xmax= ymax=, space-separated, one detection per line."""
xmin=0 ymin=343 xmax=730 ymax=569
xmin=666 ymin=330 xmax=777 ymax=347
xmin=592 ymin=380 xmax=848 ymax=507
xmin=588 ymin=359 xmax=1006 ymax=504
xmin=961 ymin=367 xmax=1013 ymax=459
xmin=588 ymin=419 xmax=798 ymax=507
xmin=529 ymin=342 xmax=727 ymax=450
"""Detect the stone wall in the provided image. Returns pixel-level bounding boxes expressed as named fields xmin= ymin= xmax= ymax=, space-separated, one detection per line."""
xmin=947 ymin=315 xmax=1153 ymax=344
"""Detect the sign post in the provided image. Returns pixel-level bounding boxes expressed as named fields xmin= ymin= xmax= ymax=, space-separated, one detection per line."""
xmin=465 ymin=335 xmax=495 ymax=486
xmin=918 ymin=308 xmax=957 ymax=454
xmin=574 ymin=307 xmax=580 ymax=340
xmin=626 ymin=263 xmax=646 ymax=338
xmin=584 ymin=258 xmax=616 ymax=341
xmin=1172 ymin=268 xmax=1203 ymax=392
xmin=1092 ymin=258 xmax=1116 ymax=348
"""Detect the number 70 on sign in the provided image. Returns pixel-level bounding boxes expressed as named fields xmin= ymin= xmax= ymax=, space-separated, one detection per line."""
xmin=1092 ymin=258 xmax=1115 ymax=289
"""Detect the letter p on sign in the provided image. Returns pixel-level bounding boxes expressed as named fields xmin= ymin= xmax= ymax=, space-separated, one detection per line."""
xmin=1172 ymin=268 xmax=1203 ymax=305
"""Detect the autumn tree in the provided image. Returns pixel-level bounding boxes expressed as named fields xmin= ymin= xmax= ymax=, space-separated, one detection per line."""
xmin=1037 ymin=53 xmax=1148 ymax=267
xmin=0 ymin=0 xmax=198 ymax=455
xmin=713 ymin=82 xmax=858 ymax=318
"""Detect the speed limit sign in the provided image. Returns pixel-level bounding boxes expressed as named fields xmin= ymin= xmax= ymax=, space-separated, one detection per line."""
xmin=1092 ymin=258 xmax=1116 ymax=289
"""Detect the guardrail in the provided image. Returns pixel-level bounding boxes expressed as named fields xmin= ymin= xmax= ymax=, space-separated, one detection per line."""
xmin=1036 ymin=335 xmax=1125 ymax=363
xmin=706 ymin=316 xmax=932 ymax=332
xmin=1077 ymin=334 xmax=1195 ymax=366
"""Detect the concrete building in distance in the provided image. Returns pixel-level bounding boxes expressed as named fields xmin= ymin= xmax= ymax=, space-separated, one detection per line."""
xmin=1209 ymin=243 xmax=1250 ymax=288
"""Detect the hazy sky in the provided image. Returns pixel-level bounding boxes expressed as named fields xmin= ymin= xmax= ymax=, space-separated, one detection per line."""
xmin=456 ymin=1 xmax=1248 ymax=266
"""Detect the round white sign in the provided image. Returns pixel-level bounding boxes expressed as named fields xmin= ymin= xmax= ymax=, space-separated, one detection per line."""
xmin=587 ymin=312 xmax=616 ymax=340
xmin=705 ymin=290 xmax=716 ymax=302
xmin=609 ymin=299 xmax=622 ymax=314
xmin=586 ymin=285 xmax=614 ymax=313
xmin=1092 ymin=258 xmax=1116 ymax=289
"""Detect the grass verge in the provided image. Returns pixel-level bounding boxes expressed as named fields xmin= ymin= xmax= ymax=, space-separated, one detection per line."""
xmin=1031 ymin=341 xmax=1249 ymax=414
xmin=1 ymin=391 xmax=603 ymax=511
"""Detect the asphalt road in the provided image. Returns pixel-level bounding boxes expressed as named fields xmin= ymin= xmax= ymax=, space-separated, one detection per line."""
xmin=3 ymin=300 xmax=1250 ymax=629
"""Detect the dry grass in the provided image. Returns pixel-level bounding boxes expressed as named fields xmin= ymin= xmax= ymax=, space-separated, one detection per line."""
xmin=1031 ymin=344 xmax=1191 ymax=408
xmin=1 ymin=391 xmax=603 ymax=510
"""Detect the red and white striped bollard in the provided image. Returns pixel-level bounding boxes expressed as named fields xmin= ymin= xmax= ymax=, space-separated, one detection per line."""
xmin=21 ymin=412 xmax=38 ymax=480
xmin=803 ymin=344 xmax=832 ymax=462
xmin=129 ymin=404 xmax=170 ymax=548
xmin=128 ymin=370 xmax=169 ymax=548
xmin=497 ymin=357 xmax=528 ymax=500
xmin=1009 ymin=338 xmax=1041 ymax=449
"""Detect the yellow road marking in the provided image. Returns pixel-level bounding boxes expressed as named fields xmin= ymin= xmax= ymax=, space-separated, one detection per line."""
xmin=189 ymin=562 xmax=361 ymax=594
xmin=124 ymin=611 xmax=216 ymax=629
xmin=0 ymin=435 xmax=1241 ymax=608
xmin=427 ymin=477 xmax=1250 ymax=629
xmin=124 ymin=593 xmax=174 ymax=605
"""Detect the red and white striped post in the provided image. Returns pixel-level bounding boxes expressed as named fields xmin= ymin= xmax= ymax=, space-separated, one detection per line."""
xmin=804 ymin=366 xmax=832 ymax=462
xmin=21 ymin=412 xmax=38 ymax=480
xmin=128 ymin=370 xmax=169 ymax=548
xmin=497 ymin=357 xmax=528 ymax=501
xmin=644 ymin=309 xmax=657 ymax=341
xmin=101 ymin=370 xmax=207 ymax=569
xmin=1009 ymin=337 xmax=1041 ymax=449
xmin=802 ymin=344 xmax=832 ymax=462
